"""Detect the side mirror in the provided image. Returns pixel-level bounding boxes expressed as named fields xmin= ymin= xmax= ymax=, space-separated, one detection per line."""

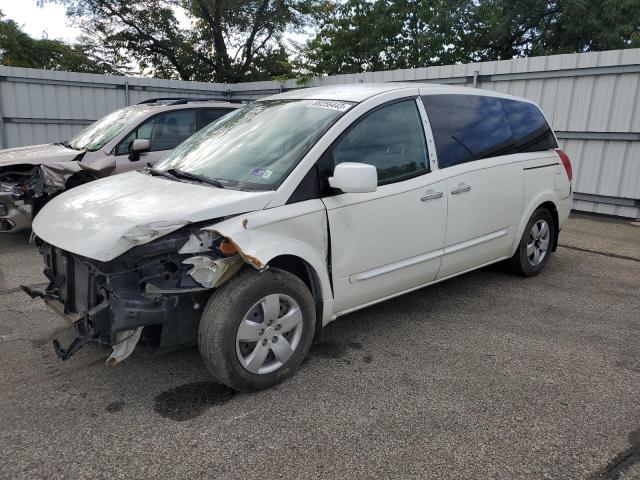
xmin=131 ymin=139 xmax=150 ymax=153
xmin=128 ymin=139 xmax=150 ymax=162
xmin=328 ymin=162 xmax=377 ymax=193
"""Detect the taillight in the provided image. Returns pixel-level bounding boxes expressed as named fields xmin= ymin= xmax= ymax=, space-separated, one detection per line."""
xmin=556 ymin=148 xmax=572 ymax=182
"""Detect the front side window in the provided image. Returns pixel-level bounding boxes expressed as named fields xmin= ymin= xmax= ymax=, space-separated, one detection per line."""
xmin=154 ymin=100 xmax=352 ymax=190
xmin=422 ymin=94 xmax=513 ymax=168
xmin=67 ymin=104 xmax=155 ymax=152
xmin=330 ymin=100 xmax=429 ymax=185
xmin=116 ymin=110 xmax=197 ymax=155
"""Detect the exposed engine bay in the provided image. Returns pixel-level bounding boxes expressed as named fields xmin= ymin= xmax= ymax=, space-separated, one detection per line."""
xmin=25 ymin=224 xmax=245 ymax=364
xmin=0 ymin=165 xmax=37 ymax=231
xmin=3 ymin=154 xmax=117 ymax=227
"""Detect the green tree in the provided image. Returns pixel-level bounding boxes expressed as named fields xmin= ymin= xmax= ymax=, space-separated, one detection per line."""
xmin=461 ymin=0 xmax=640 ymax=61
xmin=0 ymin=11 xmax=119 ymax=73
xmin=302 ymin=0 xmax=474 ymax=75
xmin=303 ymin=0 xmax=640 ymax=74
xmin=544 ymin=0 xmax=640 ymax=53
xmin=43 ymin=0 xmax=322 ymax=82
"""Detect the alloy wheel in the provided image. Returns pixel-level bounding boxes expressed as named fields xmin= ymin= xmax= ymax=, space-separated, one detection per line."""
xmin=527 ymin=219 xmax=550 ymax=266
xmin=235 ymin=293 xmax=304 ymax=375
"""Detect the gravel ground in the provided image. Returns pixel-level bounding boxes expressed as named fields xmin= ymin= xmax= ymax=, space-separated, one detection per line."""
xmin=1 ymin=213 xmax=639 ymax=479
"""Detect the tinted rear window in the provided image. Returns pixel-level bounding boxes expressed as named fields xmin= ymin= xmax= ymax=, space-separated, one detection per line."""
xmin=422 ymin=94 xmax=557 ymax=168
xmin=500 ymin=99 xmax=557 ymax=153
xmin=421 ymin=94 xmax=513 ymax=168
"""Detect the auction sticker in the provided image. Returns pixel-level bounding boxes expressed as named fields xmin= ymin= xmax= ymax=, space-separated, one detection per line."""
xmin=307 ymin=100 xmax=351 ymax=112
xmin=251 ymin=168 xmax=273 ymax=179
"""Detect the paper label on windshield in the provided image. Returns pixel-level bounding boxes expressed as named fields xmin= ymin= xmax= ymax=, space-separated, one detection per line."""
xmin=307 ymin=100 xmax=351 ymax=112
xmin=252 ymin=168 xmax=273 ymax=179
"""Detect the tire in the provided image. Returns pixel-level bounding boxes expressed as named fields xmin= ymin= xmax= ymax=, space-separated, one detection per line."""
xmin=198 ymin=267 xmax=316 ymax=392
xmin=508 ymin=208 xmax=555 ymax=277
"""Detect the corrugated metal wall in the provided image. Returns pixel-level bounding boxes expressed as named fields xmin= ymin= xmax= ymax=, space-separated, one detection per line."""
xmin=1 ymin=49 xmax=639 ymax=218
xmin=0 ymin=68 xmax=232 ymax=149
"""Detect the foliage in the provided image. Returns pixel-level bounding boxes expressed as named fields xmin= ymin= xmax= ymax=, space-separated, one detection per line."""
xmin=17 ymin=0 xmax=640 ymax=79
xmin=465 ymin=0 xmax=640 ymax=61
xmin=43 ymin=0 xmax=321 ymax=82
xmin=302 ymin=0 xmax=474 ymax=74
xmin=302 ymin=0 xmax=640 ymax=74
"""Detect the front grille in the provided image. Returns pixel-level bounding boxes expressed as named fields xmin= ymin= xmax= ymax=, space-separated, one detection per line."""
xmin=53 ymin=248 xmax=66 ymax=276
xmin=72 ymin=258 xmax=91 ymax=314
xmin=53 ymin=247 xmax=68 ymax=301
xmin=48 ymin=246 xmax=94 ymax=315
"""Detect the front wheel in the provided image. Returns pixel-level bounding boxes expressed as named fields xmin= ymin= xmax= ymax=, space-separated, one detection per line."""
xmin=198 ymin=268 xmax=316 ymax=392
xmin=509 ymin=208 xmax=555 ymax=277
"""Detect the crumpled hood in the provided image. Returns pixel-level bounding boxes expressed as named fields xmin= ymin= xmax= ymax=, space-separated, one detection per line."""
xmin=0 ymin=143 xmax=81 ymax=168
xmin=32 ymin=170 xmax=275 ymax=261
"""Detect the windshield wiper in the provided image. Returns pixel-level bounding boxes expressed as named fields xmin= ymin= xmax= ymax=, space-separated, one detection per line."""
xmin=166 ymin=169 xmax=225 ymax=189
xmin=147 ymin=167 xmax=179 ymax=181
xmin=56 ymin=140 xmax=80 ymax=150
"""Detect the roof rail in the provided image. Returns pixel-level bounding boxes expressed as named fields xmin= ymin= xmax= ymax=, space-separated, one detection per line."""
xmin=137 ymin=97 xmax=248 ymax=105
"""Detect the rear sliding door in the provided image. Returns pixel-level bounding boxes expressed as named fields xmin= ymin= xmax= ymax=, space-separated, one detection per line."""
xmin=420 ymin=93 xmax=524 ymax=279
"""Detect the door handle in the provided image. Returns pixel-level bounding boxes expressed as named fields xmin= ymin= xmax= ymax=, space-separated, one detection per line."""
xmin=420 ymin=190 xmax=443 ymax=201
xmin=451 ymin=183 xmax=471 ymax=195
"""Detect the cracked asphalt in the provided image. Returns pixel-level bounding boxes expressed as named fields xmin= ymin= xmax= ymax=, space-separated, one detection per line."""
xmin=1 ymin=213 xmax=639 ymax=479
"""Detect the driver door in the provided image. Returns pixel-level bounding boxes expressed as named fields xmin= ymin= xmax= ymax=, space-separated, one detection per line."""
xmin=321 ymin=99 xmax=447 ymax=315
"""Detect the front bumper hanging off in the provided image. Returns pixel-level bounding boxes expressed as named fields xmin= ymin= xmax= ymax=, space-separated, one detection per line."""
xmin=26 ymin=232 xmax=243 ymax=363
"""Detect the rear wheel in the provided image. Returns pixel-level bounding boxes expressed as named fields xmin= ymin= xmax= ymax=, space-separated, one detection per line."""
xmin=509 ymin=208 xmax=555 ymax=277
xmin=198 ymin=268 xmax=315 ymax=392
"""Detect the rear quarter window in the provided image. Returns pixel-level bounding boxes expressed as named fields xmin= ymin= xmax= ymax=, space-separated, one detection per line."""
xmin=500 ymin=99 xmax=558 ymax=153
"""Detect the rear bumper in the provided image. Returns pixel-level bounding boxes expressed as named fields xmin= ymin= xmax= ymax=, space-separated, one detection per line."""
xmin=0 ymin=188 xmax=31 ymax=233
xmin=558 ymin=193 xmax=573 ymax=228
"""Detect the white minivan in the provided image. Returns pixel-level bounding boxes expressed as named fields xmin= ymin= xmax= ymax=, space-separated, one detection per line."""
xmin=27 ymin=83 xmax=573 ymax=392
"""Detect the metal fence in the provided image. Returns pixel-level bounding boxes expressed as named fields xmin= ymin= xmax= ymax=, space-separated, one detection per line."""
xmin=1 ymin=48 xmax=639 ymax=218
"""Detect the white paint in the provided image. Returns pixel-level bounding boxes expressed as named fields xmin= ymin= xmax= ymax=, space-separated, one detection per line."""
xmin=33 ymin=83 xmax=573 ymax=327
xmin=328 ymin=162 xmax=378 ymax=193
xmin=350 ymin=249 xmax=445 ymax=283
xmin=443 ymin=229 xmax=509 ymax=255
xmin=32 ymin=171 xmax=275 ymax=261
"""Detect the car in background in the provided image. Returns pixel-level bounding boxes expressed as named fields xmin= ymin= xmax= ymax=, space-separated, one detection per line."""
xmin=0 ymin=98 xmax=239 ymax=233
xmin=27 ymin=83 xmax=573 ymax=392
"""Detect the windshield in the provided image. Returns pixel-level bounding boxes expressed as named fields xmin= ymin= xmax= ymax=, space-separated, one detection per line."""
xmin=67 ymin=104 xmax=156 ymax=151
xmin=154 ymin=99 xmax=353 ymax=190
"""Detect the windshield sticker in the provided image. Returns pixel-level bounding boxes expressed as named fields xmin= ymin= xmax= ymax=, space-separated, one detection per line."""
xmin=251 ymin=168 xmax=273 ymax=179
xmin=307 ymin=100 xmax=351 ymax=112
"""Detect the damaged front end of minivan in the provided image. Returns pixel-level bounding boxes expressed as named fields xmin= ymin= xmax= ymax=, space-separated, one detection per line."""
xmin=27 ymin=224 xmax=250 ymax=364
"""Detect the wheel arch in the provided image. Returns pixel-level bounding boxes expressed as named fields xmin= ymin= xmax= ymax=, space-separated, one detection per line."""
xmin=512 ymin=192 xmax=560 ymax=256
xmin=65 ymin=169 xmax=99 ymax=190
xmin=537 ymin=201 xmax=560 ymax=251
xmin=268 ymin=254 xmax=325 ymax=335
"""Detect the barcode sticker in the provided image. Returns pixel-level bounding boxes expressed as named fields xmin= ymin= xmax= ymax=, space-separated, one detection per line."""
xmin=307 ymin=100 xmax=351 ymax=112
